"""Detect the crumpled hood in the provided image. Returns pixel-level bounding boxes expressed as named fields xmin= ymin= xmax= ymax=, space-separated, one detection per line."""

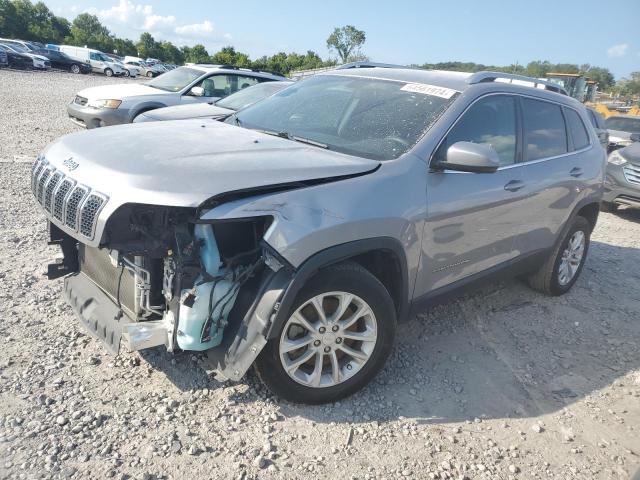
xmin=43 ymin=119 xmax=379 ymax=211
xmin=142 ymin=103 xmax=233 ymax=121
xmin=619 ymin=142 xmax=640 ymax=164
xmin=77 ymin=83 xmax=164 ymax=100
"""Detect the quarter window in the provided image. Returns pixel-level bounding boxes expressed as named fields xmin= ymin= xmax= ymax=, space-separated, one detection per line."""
xmin=436 ymin=95 xmax=517 ymax=166
xmin=522 ymin=98 xmax=567 ymax=161
xmin=565 ymin=108 xmax=590 ymax=150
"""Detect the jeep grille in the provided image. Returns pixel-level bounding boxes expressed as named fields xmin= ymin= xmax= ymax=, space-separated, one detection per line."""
xmin=31 ymin=156 xmax=108 ymax=240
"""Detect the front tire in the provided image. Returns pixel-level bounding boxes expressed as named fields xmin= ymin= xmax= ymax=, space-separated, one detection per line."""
xmin=527 ymin=216 xmax=591 ymax=296
xmin=254 ymin=262 xmax=397 ymax=404
xmin=123 ymin=69 xmax=130 ymax=77
xmin=104 ymin=68 xmax=113 ymax=77
xmin=70 ymin=64 xmax=80 ymax=74
xmin=146 ymin=71 xmax=154 ymax=78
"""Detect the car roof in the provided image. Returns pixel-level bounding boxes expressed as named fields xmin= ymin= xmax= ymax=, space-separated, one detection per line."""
xmin=321 ymin=67 xmax=571 ymax=100
xmin=323 ymin=67 xmax=472 ymax=92
xmin=187 ymin=64 xmax=287 ymax=79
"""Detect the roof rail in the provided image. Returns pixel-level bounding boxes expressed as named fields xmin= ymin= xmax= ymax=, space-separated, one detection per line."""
xmin=335 ymin=61 xmax=409 ymax=70
xmin=467 ymin=71 xmax=568 ymax=96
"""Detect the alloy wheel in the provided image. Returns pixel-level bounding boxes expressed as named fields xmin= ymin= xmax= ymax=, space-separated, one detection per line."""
xmin=558 ymin=230 xmax=585 ymax=286
xmin=279 ymin=291 xmax=378 ymax=388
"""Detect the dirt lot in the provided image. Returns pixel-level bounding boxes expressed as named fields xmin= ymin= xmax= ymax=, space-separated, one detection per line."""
xmin=0 ymin=69 xmax=639 ymax=480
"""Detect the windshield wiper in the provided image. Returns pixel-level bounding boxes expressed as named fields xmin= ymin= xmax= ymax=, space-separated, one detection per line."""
xmin=254 ymin=129 xmax=329 ymax=149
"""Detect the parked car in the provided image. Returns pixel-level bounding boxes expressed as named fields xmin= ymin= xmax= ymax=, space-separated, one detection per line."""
xmin=123 ymin=60 xmax=157 ymax=78
xmin=34 ymin=67 xmax=604 ymax=404
xmin=602 ymin=142 xmax=640 ymax=211
xmin=0 ymin=44 xmax=33 ymax=69
xmin=0 ymin=42 xmax=50 ymax=69
xmin=0 ymin=48 xmax=7 ymax=67
xmin=0 ymin=38 xmax=41 ymax=52
xmin=66 ymin=65 xmax=287 ymax=128
xmin=134 ymin=80 xmax=293 ymax=123
xmin=606 ymin=115 xmax=640 ymax=151
xmin=59 ymin=46 xmax=126 ymax=77
xmin=586 ymin=107 xmax=609 ymax=150
xmin=32 ymin=48 xmax=91 ymax=74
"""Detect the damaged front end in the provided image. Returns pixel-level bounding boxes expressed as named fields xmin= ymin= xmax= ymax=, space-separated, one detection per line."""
xmin=53 ymin=202 xmax=292 ymax=381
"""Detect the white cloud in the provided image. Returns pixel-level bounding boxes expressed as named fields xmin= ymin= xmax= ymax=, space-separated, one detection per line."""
xmin=607 ymin=43 xmax=629 ymax=58
xmin=175 ymin=20 xmax=214 ymax=37
xmin=85 ymin=0 xmax=230 ymax=47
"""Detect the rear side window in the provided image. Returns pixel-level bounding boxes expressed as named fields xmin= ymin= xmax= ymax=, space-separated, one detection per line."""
xmin=565 ymin=109 xmax=590 ymax=150
xmin=522 ymin=98 xmax=567 ymax=161
xmin=436 ymin=95 xmax=517 ymax=166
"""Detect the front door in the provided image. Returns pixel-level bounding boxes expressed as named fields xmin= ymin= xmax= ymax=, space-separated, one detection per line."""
xmin=417 ymin=94 xmax=531 ymax=294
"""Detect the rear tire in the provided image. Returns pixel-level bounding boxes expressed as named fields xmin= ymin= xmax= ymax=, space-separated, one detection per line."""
xmin=146 ymin=71 xmax=154 ymax=78
xmin=70 ymin=64 xmax=80 ymax=74
xmin=104 ymin=68 xmax=113 ymax=77
xmin=255 ymin=262 xmax=397 ymax=404
xmin=123 ymin=69 xmax=130 ymax=77
xmin=527 ymin=216 xmax=591 ymax=296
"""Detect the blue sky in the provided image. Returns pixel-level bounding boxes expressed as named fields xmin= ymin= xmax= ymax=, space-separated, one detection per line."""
xmin=47 ymin=0 xmax=639 ymax=78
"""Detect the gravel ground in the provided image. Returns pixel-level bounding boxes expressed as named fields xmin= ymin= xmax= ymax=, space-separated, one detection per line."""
xmin=0 ymin=68 xmax=639 ymax=480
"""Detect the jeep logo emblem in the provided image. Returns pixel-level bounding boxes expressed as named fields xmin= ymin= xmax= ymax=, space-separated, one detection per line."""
xmin=63 ymin=157 xmax=79 ymax=171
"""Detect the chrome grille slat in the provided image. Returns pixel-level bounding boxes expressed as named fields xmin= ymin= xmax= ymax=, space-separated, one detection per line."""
xmin=30 ymin=156 xmax=109 ymax=240
xmin=64 ymin=186 xmax=88 ymax=230
xmin=53 ymin=179 xmax=75 ymax=221
xmin=80 ymin=194 xmax=106 ymax=238
xmin=44 ymin=172 xmax=63 ymax=212
xmin=623 ymin=163 xmax=640 ymax=185
xmin=36 ymin=167 xmax=53 ymax=204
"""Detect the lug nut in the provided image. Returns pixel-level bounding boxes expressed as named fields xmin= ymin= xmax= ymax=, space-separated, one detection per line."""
xmin=313 ymin=340 xmax=321 ymax=347
xmin=332 ymin=325 xmax=339 ymax=332
xmin=319 ymin=327 xmax=326 ymax=334
xmin=324 ymin=346 xmax=331 ymax=353
xmin=335 ymin=337 xmax=342 ymax=344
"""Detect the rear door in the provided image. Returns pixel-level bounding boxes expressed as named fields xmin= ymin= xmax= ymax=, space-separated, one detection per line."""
xmin=512 ymin=97 xmax=584 ymax=255
xmin=420 ymin=94 xmax=531 ymax=293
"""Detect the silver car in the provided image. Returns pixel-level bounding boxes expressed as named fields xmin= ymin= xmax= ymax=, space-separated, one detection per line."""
xmin=67 ymin=65 xmax=287 ymax=128
xmin=602 ymin=142 xmax=640 ymax=211
xmin=134 ymin=80 xmax=294 ymax=123
xmin=34 ymin=67 xmax=604 ymax=404
xmin=606 ymin=115 xmax=640 ymax=151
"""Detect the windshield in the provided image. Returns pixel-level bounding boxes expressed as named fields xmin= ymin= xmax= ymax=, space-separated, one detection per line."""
xmin=2 ymin=43 xmax=27 ymax=53
xmin=216 ymin=82 xmax=292 ymax=111
xmin=233 ymin=75 xmax=455 ymax=160
xmin=606 ymin=117 xmax=640 ymax=134
xmin=147 ymin=67 xmax=202 ymax=92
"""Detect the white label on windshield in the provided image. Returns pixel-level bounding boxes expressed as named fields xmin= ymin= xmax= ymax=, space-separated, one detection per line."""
xmin=400 ymin=83 xmax=458 ymax=99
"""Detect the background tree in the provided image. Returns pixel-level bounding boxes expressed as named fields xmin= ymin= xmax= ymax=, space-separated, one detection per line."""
xmin=183 ymin=44 xmax=209 ymax=63
xmin=67 ymin=13 xmax=114 ymax=52
xmin=326 ymin=25 xmax=366 ymax=63
xmin=136 ymin=32 xmax=163 ymax=59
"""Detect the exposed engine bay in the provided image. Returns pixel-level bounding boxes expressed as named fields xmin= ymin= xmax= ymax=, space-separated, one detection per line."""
xmin=52 ymin=202 xmax=281 ymax=367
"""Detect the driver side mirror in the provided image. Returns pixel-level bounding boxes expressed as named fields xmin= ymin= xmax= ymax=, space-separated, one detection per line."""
xmin=190 ymin=86 xmax=205 ymax=97
xmin=436 ymin=141 xmax=500 ymax=173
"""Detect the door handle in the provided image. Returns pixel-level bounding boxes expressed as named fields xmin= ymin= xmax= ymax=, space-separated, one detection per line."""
xmin=570 ymin=167 xmax=583 ymax=177
xmin=504 ymin=180 xmax=525 ymax=192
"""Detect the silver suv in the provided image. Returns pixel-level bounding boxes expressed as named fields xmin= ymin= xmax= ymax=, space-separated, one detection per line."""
xmin=33 ymin=67 xmax=604 ymax=404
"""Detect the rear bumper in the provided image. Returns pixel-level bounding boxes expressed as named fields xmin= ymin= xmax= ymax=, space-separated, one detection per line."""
xmin=67 ymin=102 xmax=131 ymax=129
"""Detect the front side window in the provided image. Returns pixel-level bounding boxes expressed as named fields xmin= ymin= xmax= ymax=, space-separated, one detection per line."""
xmin=234 ymin=74 xmax=454 ymax=161
xmin=89 ymin=52 xmax=101 ymax=61
xmin=522 ymin=98 xmax=567 ymax=161
xmin=435 ymin=95 xmax=517 ymax=166
xmin=565 ymin=108 xmax=590 ymax=150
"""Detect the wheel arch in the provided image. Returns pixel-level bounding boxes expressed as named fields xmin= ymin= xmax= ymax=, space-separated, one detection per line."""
xmin=128 ymin=103 xmax=167 ymax=122
xmin=266 ymin=237 xmax=410 ymax=340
